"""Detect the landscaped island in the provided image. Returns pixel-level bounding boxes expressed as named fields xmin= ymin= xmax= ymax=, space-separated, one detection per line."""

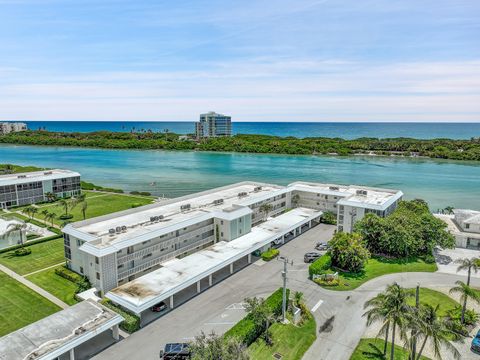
xmin=1 ymin=130 xmax=480 ymax=161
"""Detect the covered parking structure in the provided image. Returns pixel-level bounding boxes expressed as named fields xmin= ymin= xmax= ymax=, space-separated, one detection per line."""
xmin=0 ymin=300 xmax=123 ymax=360
xmin=105 ymin=207 xmax=322 ymax=322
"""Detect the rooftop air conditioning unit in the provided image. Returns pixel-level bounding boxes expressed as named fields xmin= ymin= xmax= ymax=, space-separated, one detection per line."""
xmin=121 ymin=225 xmax=127 ymax=231
xmin=254 ymin=186 xmax=262 ymax=192
xmin=238 ymin=192 xmax=248 ymax=198
xmin=108 ymin=228 xmax=115 ymax=235
xmin=115 ymin=226 xmax=122 ymax=233
xmin=158 ymin=215 xmax=164 ymax=220
xmin=329 ymin=186 xmax=339 ymax=191
xmin=356 ymin=190 xmax=368 ymax=196
xmin=44 ymin=171 xmax=52 ymax=175
xmin=17 ymin=175 xmax=27 ymax=178
xmin=150 ymin=216 xmax=156 ymax=222
xmin=180 ymin=204 xmax=191 ymax=211
xmin=213 ymin=199 xmax=224 ymax=205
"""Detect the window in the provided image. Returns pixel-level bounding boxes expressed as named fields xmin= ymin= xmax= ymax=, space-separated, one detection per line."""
xmin=239 ymin=218 xmax=242 ymax=223
xmin=239 ymin=229 xmax=242 ymax=234
xmin=79 ymin=266 xmax=84 ymax=274
xmin=95 ymin=257 xmax=99 ymax=264
xmin=142 ymin=253 xmax=152 ymax=259
xmin=221 ymin=232 xmax=224 ymax=237
xmin=220 ymin=220 xmax=224 ymax=225
xmin=466 ymin=224 xmax=470 ymax=229
xmin=96 ymin=272 xmax=100 ymax=280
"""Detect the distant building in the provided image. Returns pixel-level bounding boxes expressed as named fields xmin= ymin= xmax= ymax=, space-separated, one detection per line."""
xmin=195 ymin=112 xmax=232 ymax=139
xmin=0 ymin=169 xmax=81 ymax=209
xmin=0 ymin=122 xmax=27 ymax=135
xmin=436 ymin=209 xmax=480 ymax=249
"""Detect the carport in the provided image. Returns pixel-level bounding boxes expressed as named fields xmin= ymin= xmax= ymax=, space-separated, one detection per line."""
xmin=105 ymin=207 xmax=323 ymax=322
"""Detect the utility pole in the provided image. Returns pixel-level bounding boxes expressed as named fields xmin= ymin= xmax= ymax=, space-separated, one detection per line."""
xmin=277 ymin=256 xmax=293 ymax=323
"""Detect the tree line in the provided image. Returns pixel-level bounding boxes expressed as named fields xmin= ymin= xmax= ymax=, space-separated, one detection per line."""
xmin=1 ymin=130 xmax=480 ymax=161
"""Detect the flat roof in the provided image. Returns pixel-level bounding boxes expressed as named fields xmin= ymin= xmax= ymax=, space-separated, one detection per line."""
xmin=454 ymin=209 xmax=480 ymax=226
xmin=0 ymin=300 xmax=123 ymax=360
xmin=66 ymin=182 xmax=285 ymax=251
xmin=290 ymin=182 xmax=403 ymax=210
xmin=106 ymin=207 xmax=321 ymax=314
xmin=436 ymin=214 xmax=480 ymax=238
xmin=0 ymin=169 xmax=80 ymax=187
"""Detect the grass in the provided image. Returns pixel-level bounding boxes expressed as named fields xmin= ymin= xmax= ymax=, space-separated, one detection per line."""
xmin=14 ymin=190 xmax=154 ymax=226
xmin=0 ymin=270 xmax=61 ymax=336
xmin=406 ymin=288 xmax=459 ymax=317
xmin=26 ymin=265 xmax=79 ymax=305
xmin=0 ymin=237 xmax=65 ymax=275
xmin=318 ymin=256 xmax=437 ymax=291
xmin=351 ymin=338 xmax=431 ymax=360
xmin=248 ymin=315 xmax=316 ymax=360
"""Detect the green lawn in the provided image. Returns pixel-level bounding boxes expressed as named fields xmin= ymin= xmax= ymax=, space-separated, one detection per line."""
xmin=0 ymin=238 xmax=65 ymax=275
xmin=319 ymin=257 xmax=437 ymax=291
xmin=26 ymin=265 xmax=79 ymax=305
xmin=15 ymin=191 xmax=154 ymax=226
xmin=406 ymin=288 xmax=459 ymax=317
xmin=0 ymin=270 xmax=61 ymax=336
xmin=351 ymin=338 xmax=431 ymax=360
xmin=248 ymin=315 xmax=316 ymax=360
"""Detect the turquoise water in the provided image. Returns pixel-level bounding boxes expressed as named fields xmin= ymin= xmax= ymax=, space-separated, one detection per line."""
xmin=1 ymin=144 xmax=479 ymax=211
xmin=24 ymin=121 xmax=480 ymax=140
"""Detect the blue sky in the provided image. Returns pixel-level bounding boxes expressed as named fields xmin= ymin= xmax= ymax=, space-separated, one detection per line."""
xmin=0 ymin=0 xmax=479 ymax=122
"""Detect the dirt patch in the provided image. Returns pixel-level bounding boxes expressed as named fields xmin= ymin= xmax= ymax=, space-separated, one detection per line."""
xmin=113 ymin=283 xmax=156 ymax=298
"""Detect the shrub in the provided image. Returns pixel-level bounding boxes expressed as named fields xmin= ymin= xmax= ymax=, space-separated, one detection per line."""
xmin=261 ymin=248 xmax=279 ymax=261
xmin=308 ymin=253 xmax=332 ymax=278
xmin=329 ymin=232 xmax=370 ymax=273
xmin=224 ymin=287 xmax=288 ymax=345
xmin=54 ymin=266 xmax=91 ymax=294
xmin=14 ymin=248 xmax=31 ymax=256
xmin=313 ymin=277 xmax=340 ymax=287
xmin=59 ymin=214 xmax=73 ymax=220
xmin=320 ymin=211 xmax=337 ymax=225
xmin=101 ymin=299 xmax=141 ymax=333
xmin=131 ymin=203 xmax=142 ymax=208
xmin=420 ymin=253 xmax=436 ymax=264
xmin=447 ymin=306 xmax=479 ymax=326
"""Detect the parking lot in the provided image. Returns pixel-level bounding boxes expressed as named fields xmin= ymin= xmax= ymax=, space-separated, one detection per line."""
xmin=94 ymin=223 xmax=336 ymax=360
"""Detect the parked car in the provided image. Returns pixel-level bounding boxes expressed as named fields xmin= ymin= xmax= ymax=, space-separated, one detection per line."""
xmin=471 ymin=330 xmax=480 ymax=354
xmin=315 ymin=242 xmax=329 ymax=251
xmin=160 ymin=343 xmax=191 ymax=359
xmin=151 ymin=301 xmax=167 ymax=312
xmin=304 ymin=252 xmax=322 ymax=263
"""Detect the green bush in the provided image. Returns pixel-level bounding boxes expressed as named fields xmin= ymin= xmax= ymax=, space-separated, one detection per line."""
xmin=101 ymin=299 xmax=141 ymax=333
xmin=130 ymin=191 xmax=152 ymax=196
xmin=308 ymin=253 xmax=332 ymax=278
xmin=224 ymin=287 xmax=288 ymax=346
xmin=14 ymin=248 xmax=31 ymax=256
xmin=131 ymin=203 xmax=142 ymax=208
xmin=329 ymin=232 xmax=370 ymax=273
xmin=321 ymin=211 xmax=337 ymax=225
xmin=313 ymin=277 xmax=340 ymax=287
xmin=420 ymin=253 xmax=436 ymax=264
xmin=447 ymin=306 xmax=479 ymax=326
xmin=59 ymin=214 xmax=74 ymax=220
xmin=261 ymin=248 xmax=279 ymax=261
xmin=54 ymin=266 xmax=91 ymax=294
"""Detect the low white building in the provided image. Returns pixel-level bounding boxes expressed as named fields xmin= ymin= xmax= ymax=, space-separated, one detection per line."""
xmin=62 ymin=180 xmax=402 ymax=317
xmin=437 ymin=209 xmax=480 ymax=249
xmin=0 ymin=121 xmax=27 ymax=135
xmin=0 ymin=218 xmax=25 ymax=247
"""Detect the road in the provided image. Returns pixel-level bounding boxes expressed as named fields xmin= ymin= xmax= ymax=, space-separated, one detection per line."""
xmin=93 ymin=224 xmax=480 ymax=360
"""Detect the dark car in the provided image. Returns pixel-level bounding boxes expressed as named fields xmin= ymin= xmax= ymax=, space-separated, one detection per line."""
xmin=471 ymin=330 xmax=480 ymax=354
xmin=160 ymin=343 xmax=191 ymax=359
xmin=151 ymin=301 xmax=167 ymax=312
xmin=304 ymin=252 xmax=322 ymax=263
xmin=315 ymin=242 xmax=329 ymax=251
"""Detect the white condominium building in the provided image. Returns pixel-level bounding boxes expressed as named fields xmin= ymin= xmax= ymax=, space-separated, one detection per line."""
xmin=62 ymin=181 xmax=402 ymax=317
xmin=437 ymin=209 xmax=480 ymax=249
xmin=0 ymin=169 xmax=81 ymax=209
xmin=195 ymin=111 xmax=232 ymax=138
xmin=0 ymin=122 xmax=27 ymax=135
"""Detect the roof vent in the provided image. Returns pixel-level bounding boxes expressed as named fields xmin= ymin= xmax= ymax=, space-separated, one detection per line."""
xmin=213 ymin=199 xmax=224 ymax=205
xmin=356 ymin=189 xmax=368 ymax=196
xmin=238 ymin=192 xmax=248 ymax=198
xmin=180 ymin=204 xmax=191 ymax=211
xmin=150 ymin=216 xmax=157 ymax=222
xmin=108 ymin=228 xmax=115 ymax=235
xmin=254 ymin=186 xmax=262 ymax=192
xmin=329 ymin=186 xmax=339 ymax=191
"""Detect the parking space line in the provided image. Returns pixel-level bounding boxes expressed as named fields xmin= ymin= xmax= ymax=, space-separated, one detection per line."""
xmin=204 ymin=321 xmax=236 ymax=325
xmin=311 ymin=299 xmax=324 ymax=312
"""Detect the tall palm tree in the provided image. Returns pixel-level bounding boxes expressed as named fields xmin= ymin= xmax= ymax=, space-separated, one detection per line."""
xmin=45 ymin=212 xmax=56 ymax=227
xmin=455 ymin=257 xmax=479 ymax=286
xmin=449 ymin=280 xmax=480 ymax=324
xmin=259 ymin=203 xmax=273 ymax=221
xmin=414 ymin=304 xmax=460 ymax=360
xmin=45 ymin=192 xmax=56 ymax=202
xmin=443 ymin=206 xmax=454 ymax=215
xmin=22 ymin=206 xmax=33 ymax=220
xmin=3 ymin=222 xmax=28 ymax=246
xmin=80 ymin=201 xmax=88 ymax=220
xmin=364 ymin=283 xmax=413 ymax=360
xmin=41 ymin=209 xmax=50 ymax=225
xmin=291 ymin=194 xmax=300 ymax=208
xmin=29 ymin=206 xmax=38 ymax=220
xmin=58 ymin=199 xmax=70 ymax=216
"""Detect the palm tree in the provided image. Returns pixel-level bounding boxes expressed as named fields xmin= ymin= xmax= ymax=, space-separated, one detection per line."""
xmin=449 ymin=280 xmax=480 ymax=324
xmin=45 ymin=212 xmax=56 ymax=227
xmin=291 ymin=194 xmax=300 ymax=208
xmin=455 ymin=257 xmax=479 ymax=286
xmin=45 ymin=192 xmax=56 ymax=202
xmin=443 ymin=206 xmax=454 ymax=215
xmin=22 ymin=206 xmax=33 ymax=220
xmin=294 ymin=291 xmax=304 ymax=307
xmin=58 ymin=199 xmax=70 ymax=217
xmin=364 ymin=283 xmax=413 ymax=360
xmin=29 ymin=206 xmax=38 ymax=220
xmin=414 ymin=304 xmax=460 ymax=360
xmin=259 ymin=203 xmax=273 ymax=221
xmin=3 ymin=222 xmax=28 ymax=246
xmin=80 ymin=201 xmax=88 ymax=220
xmin=41 ymin=209 xmax=50 ymax=225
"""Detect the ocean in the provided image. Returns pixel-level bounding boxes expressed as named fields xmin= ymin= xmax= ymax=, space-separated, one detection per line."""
xmin=23 ymin=121 xmax=480 ymax=140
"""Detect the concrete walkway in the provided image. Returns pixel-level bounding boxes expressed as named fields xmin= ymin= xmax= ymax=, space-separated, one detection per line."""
xmin=0 ymin=263 xmax=69 ymax=309
xmin=23 ymin=261 xmax=65 ymax=277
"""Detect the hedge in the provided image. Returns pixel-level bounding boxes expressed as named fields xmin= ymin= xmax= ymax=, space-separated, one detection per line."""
xmin=224 ymin=287 xmax=289 ymax=346
xmin=55 ymin=266 xmax=91 ymax=293
xmin=101 ymin=299 xmax=141 ymax=333
xmin=0 ymin=234 xmax=62 ymax=254
xmin=261 ymin=248 xmax=279 ymax=261
xmin=309 ymin=253 xmax=332 ymax=278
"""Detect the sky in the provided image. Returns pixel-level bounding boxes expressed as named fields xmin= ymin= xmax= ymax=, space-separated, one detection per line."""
xmin=0 ymin=0 xmax=479 ymax=122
